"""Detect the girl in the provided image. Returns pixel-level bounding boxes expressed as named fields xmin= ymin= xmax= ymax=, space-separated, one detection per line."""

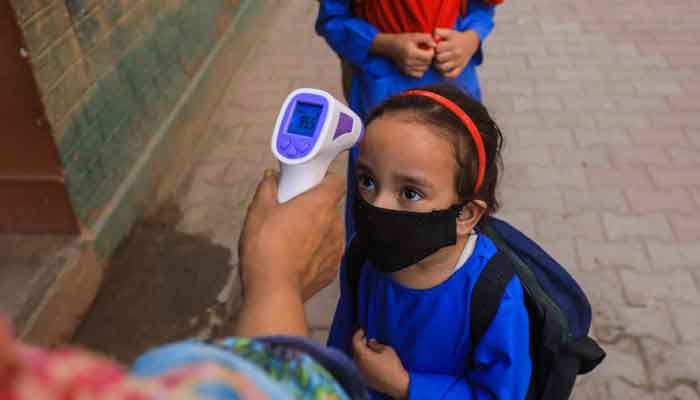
xmin=328 ymin=85 xmax=531 ymax=399
xmin=316 ymin=0 xmax=501 ymax=239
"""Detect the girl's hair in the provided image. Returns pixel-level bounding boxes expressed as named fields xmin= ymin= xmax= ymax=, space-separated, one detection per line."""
xmin=365 ymin=84 xmax=504 ymax=214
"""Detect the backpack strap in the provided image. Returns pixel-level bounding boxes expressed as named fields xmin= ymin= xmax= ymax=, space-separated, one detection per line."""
xmin=469 ymin=251 xmax=516 ymax=359
xmin=346 ymin=236 xmax=368 ymax=324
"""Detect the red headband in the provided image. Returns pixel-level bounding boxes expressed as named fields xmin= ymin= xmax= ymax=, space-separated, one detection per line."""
xmin=400 ymin=90 xmax=486 ymax=193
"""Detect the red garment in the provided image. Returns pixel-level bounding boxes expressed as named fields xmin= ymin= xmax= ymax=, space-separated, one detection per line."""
xmin=355 ymin=0 xmax=464 ymax=34
xmin=354 ymin=0 xmax=504 ymax=35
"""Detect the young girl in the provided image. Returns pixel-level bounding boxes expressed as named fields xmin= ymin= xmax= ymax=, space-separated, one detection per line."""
xmin=317 ymin=0 xmax=501 ymax=239
xmin=328 ymin=85 xmax=531 ymax=399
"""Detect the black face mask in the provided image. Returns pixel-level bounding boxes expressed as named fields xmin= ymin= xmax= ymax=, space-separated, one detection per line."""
xmin=351 ymin=194 xmax=465 ymax=273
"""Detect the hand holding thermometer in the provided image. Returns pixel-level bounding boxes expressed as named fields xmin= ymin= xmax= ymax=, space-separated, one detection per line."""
xmin=272 ymin=88 xmax=363 ymax=203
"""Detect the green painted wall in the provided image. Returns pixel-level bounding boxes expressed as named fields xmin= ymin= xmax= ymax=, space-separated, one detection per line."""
xmin=54 ymin=0 xmax=234 ymax=224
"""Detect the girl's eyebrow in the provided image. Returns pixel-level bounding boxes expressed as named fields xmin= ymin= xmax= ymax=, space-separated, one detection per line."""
xmin=356 ymin=161 xmax=372 ymax=173
xmin=395 ymin=173 xmax=435 ymax=190
xmin=356 ymin=161 xmax=434 ymax=190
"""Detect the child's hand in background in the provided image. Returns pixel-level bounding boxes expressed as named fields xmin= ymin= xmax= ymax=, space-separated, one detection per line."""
xmin=433 ymin=28 xmax=480 ymax=78
xmin=352 ymin=329 xmax=409 ymax=399
xmin=371 ymin=33 xmax=436 ymax=79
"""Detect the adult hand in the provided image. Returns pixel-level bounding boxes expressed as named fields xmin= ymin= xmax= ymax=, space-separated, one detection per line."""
xmin=372 ymin=33 xmax=436 ymax=79
xmin=234 ymin=170 xmax=345 ymax=337
xmin=433 ymin=28 xmax=480 ymax=79
xmin=353 ymin=330 xmax=409 ymax=399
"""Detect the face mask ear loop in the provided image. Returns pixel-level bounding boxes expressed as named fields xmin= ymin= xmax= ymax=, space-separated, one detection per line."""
xmin=453 ymin=196 xmax=476 ymax=215
xmin=455 ymin=197 xmax=488 ymax=228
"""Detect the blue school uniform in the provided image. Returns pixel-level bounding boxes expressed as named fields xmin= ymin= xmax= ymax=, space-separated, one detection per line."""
xmin=328 ymin=234 xmax=532 ymax=399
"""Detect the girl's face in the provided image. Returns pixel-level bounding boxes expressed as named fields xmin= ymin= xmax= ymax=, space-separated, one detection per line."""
xmin=357 ymin=113 xmax=460 ymax=212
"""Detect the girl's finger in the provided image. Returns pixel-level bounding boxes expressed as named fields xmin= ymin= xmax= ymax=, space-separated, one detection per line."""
xmin=406 ymin=59 xmax=432 ymax=69
xmin=434 ymin=28 xmax=453 ymax=40
xmin=435 ymin=50 xmax=455 ymax=63
xmin=436 ymin=60 xmax=457 ymax=74
xmin=404 ymin=67 xmax=424 ymax=79
xmin=410 ymin=67 xmax=429 ymax=78
xmin=352 ymin=329 xmax=366 ymax=349
xmin=367 ymin=339 xmax=385 ymax=353
xmin=411 ymin=33 xmax=436 ymax=48
xmin=445 ymin=65 xmax=465 ymax=79
xmin=410 ymin=49 xmax=434 ymax=64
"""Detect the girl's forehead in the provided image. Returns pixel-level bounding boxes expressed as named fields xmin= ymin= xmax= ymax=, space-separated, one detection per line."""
xmin=360 ymin=116 xmax=457 ymax=180
xmin=362 ymin=115 xmax=452 ymax=153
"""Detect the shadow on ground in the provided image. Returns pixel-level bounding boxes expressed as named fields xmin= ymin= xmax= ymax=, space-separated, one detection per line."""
xmin=72 ymin=201 xmax=238 ymax=364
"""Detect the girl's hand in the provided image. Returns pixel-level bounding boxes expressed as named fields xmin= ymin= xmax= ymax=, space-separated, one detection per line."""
xmin=352 ymin=330 xmax=409 ymax=399
xmin=433 ymin=28 xmax=480 ymax=78
xmin=372 ymin=33 xmax=436 ymax=79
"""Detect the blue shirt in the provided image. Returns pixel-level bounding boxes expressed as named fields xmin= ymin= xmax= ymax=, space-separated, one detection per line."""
xmin=328 ymin=235 xmax=532 ymax=399
xmin=316 ymin=0 xmax=496 ymax=117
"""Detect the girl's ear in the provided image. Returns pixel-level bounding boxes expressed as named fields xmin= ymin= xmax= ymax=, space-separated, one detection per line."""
xmin=456 ymin=200 xmax=487 ymax=236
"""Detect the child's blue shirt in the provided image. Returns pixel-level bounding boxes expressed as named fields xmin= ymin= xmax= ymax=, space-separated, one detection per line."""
xmin=328 ymin=234 xmax=532 ymax=399
xmin=316 ymin=0 xmax=495 ymax=117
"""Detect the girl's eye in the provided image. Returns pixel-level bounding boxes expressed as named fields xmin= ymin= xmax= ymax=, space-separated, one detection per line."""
xmin=402 ymin=188 xmax=424 ymax=201
xmin=358 ymin=174 xmax=376 ymax=191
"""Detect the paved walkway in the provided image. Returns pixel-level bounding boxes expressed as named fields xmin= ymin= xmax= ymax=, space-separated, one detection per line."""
xmin=175 ymin=0 xmax=700 ymax=398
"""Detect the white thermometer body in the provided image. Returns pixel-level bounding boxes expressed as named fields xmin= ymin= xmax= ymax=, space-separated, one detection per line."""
xmin=271 ymin=88 xmax=363 ymax=203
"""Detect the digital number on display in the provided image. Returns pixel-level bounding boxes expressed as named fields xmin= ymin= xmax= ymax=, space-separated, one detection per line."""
xmin=288 ymin=102 xmax=323 ymax=137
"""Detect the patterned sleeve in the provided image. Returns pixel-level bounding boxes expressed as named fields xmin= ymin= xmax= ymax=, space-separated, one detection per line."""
xmin=4 ymin=337 xmax=366 ymax=399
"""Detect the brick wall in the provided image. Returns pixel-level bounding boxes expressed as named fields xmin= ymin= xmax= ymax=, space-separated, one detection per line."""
xmin=10 ymin=0 xmax=241 ymax=226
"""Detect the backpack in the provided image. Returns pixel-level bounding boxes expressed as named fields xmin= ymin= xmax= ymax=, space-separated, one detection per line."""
xmin=346 ymin=216 xmax=606 ymax=399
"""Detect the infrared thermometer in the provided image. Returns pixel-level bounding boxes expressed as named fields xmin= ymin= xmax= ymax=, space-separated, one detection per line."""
xmin=272 ymin=88 xmax=363 ymax=203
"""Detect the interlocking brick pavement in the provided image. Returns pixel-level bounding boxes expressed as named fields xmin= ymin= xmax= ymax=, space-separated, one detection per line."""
xmin=171 ymin=0 xmax=699 ymax=397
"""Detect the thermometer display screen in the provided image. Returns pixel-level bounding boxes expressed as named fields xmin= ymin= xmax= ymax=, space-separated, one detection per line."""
xmin=288 ymin=102 xmax=323 ymax=137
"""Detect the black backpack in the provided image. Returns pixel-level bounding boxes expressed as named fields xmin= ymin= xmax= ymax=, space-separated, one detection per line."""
xmin=346 ymin=216 xmax=606 ymax=399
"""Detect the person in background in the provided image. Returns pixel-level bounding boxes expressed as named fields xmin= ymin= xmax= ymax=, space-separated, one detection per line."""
xmin=317 ymin=0 xmax=500 ymax=117
xmin=0 ymin=171 xmax=369 ymax=400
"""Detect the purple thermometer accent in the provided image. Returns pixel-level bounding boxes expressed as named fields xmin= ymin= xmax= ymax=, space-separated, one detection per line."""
xmin=333 ymin=112 xmax=354 ymax=139
xmin=279 ymin=135 xmax=291 ymax=149
xmin=294 ymin=141 xmax=310 ymax=152
xmin=275 ymin=92 xmax=329 ymax=159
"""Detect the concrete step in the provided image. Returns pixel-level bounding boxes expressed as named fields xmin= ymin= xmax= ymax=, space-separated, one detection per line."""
xmin=0 ymin=234 xmax=102 ymax=345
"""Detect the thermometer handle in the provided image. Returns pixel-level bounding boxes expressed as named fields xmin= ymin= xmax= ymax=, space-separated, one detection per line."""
xmin=277 ymin=156 xmax=332 ymax=203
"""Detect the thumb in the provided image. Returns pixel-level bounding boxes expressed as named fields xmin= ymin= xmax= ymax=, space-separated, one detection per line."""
xmin=367 ymin=338 xmax=385 ymax=353
xmin=412 ymin=33 xmax=436 ymax=48
xmin=352 ymin=329 xmax=368 ymax=354
xmin=250 ymin=169 xmax=279 ymax=209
